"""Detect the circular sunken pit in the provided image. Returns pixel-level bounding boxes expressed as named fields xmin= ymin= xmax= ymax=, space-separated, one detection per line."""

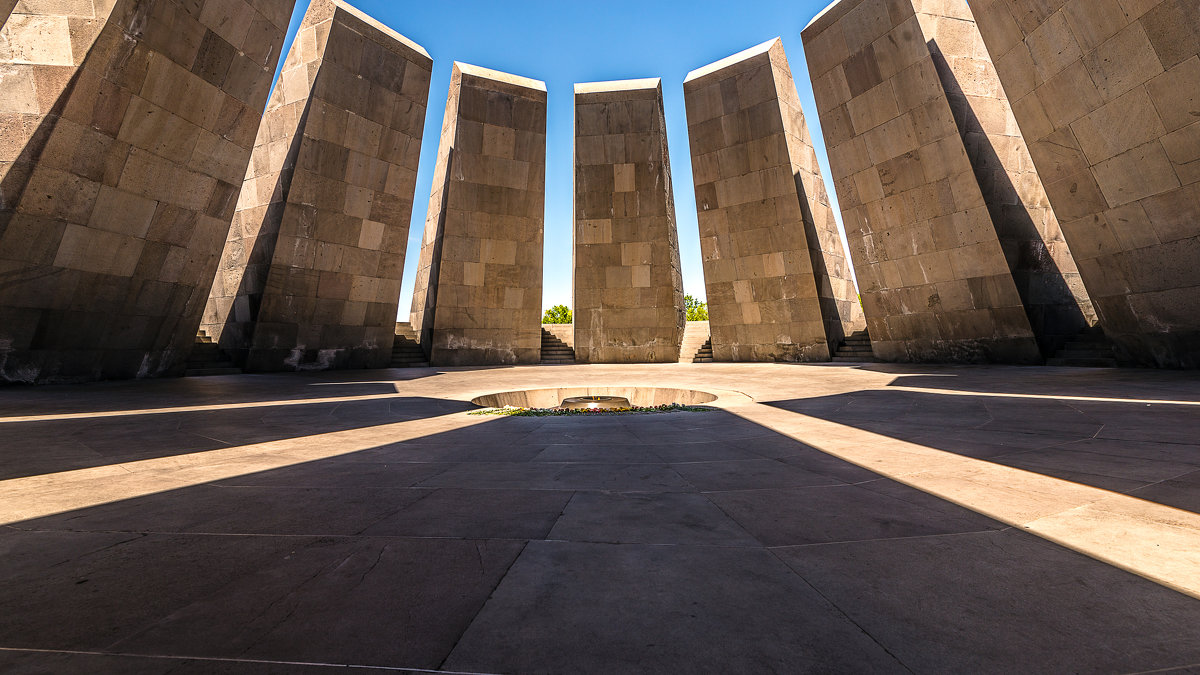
xmin=559 ymin=395 xmax=632 ymax=410
xmin=470 ymin=386 xmax=719 ymax=410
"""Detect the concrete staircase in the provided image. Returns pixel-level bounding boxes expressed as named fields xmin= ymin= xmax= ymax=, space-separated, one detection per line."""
xmin=1047 ymin=326 xmax=1117 ymax=367
xmin=540 ymin=327 xmax=575 ymax=364
xmin=679 ymin=320 xmax=712 ymax=363
xmin=186 ymin=330 xmax=241 ymax=376
xmin=692 ymin=339 xmax=714 ymax=363
xmin=391 ymin=322 xmax=428 ymax=368
xmin=831 ymin=330 xmax=874 ymax=363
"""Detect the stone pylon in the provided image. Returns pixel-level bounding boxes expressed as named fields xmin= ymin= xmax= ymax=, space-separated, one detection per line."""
xmin=972 ymin=0 xmax=1200 ymax=368
xmin=915 ymin=0 xmax=1095 ymax=357
xmin=573 ymin=78 xmax=684 ymax=363
xmin=685 ymin=38 xmax=864 ymax=362
xmin=201 ymin=0 xmax=431 ymax=372
xmin=409 ymin=62 xmax=547 ymax=366
xmin=0 ymin=0 xmax=295 ymax=382
xmin=803 ymin=0 xmax=1090 ymax=363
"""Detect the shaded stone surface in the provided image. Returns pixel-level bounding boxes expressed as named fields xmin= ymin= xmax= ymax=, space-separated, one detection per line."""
xmin=409 ymin=62 xmax=547 ymax=366
xmin=573 ymin=79 xmax=684 ymax=363
xmin=917 ymin=0 xmax=1095 ymax=357
xmin=1 ymin=363 xmax=1199 ymax=672
xmin=685 ymin=39 xmax=864 ymax=362
xmin=804 ymin=0 xmax=1068 ymax=363
xmin=201 ymin=1 xmax=430 ymax=372
xmin=0 ymin=0 xmax=295 ymax=382
xmin=972 ymin=0 xmax=1200 ymax=368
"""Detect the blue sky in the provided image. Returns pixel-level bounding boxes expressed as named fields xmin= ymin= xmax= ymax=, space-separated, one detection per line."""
xmin=277 ymin=0 xmax=845 ymax=318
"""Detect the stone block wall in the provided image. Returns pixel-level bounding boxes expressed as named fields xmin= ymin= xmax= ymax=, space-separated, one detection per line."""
xmin=0 ymin=0 xmax=294 ymax=382
xmin=410 ymin=62 xmax=547 ymax=366
xmin=201 ymin=0 xmax=431 ymax=372
xmin=685 ymin=38 xmax=864 ymax=362
xmin=573 ymin=79 xmax=684 ymax=363
xmin=804 ymin=0 xmax=1044 ymax=363
xmin=915 ymin=0 xmax=1095 ymax=357
xmin=972 ymin=0 xmax=1200 ymax=367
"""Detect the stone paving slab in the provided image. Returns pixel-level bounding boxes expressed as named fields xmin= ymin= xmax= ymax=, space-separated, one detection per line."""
xmin=546 ymin=492 xmax=760 ymax=547
xmin=0 ymin=652 xmax=411 ymax=674
xmin=0 ymin=362 xmax=1198 ymax=672
xmin=776 ymin=529 xmax=1200 ymax=674
xmin=443 ymin=541 xmax=907 ymax=673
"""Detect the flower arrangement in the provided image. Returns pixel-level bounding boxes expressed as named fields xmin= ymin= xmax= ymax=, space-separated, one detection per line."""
xmin=469 ymin=403 xmax=712 ymax=417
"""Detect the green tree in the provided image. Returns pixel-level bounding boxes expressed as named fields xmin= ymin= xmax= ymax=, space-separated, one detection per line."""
xmin=542 ymin=304 xmax=572 ymax=324
xmin=684 ymin=295 xmax=708 ymax=322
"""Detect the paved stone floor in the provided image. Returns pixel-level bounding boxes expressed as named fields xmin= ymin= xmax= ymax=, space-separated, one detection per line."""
xmin=1 ymin=363 xmax=1199 ymax=673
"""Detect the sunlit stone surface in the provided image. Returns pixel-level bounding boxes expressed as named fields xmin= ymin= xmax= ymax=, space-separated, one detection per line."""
xmin=685 ymin=38 xmax=865 ymax=362
xmin=973 ymin=0 xmax=1200 ymax=368
xmin=915 ymin=0 xmax=1095 ymax=358
xmin=0 ymin=0 xmax=294 ymax=383
xmin=409 ymin=62 xmax=547 ymax=366
xmin=804 ymin=0 xmax=1079 ymax=363
xmin=201 ymin=0 xmax=431 ymax=372
xmin=573 ymin=78 xmax=684 ymax=364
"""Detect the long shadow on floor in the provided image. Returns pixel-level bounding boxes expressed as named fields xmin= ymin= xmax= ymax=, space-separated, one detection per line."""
xmin=3 ymin=409 xmax=1200 ymax=673
xmin=0 ymin=368 xmax=444 ymax=416
xmin=887 ymin=368 xmax=1200 ymax=400
xmin=0 ymin=395 xmax=474 ymax=480
xmin=765 ymin=389 xmax=1200 ymax=514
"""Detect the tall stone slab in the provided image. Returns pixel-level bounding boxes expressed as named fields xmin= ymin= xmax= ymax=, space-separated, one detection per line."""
xmin=804 ymin=0 xmax=1063 ymax=363
xmin=409 ymin=63 xmax=546 ymax=366
xmin=0 ymin=0 xmax=294 ymax=382
xmin=573 ymin=78 xmax=683 ymax=363
xmin=972 ymin=0 xmax=1200 ymax=368
xmin=684 ymin=38 xmax=864 ymax=362
xmin=915 ymin=0 xmax=1095 ymax=357
xmin=201 ymin=1 xmax=431 ymax=372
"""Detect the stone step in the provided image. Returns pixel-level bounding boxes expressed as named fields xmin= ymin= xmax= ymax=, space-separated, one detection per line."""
xmin=1060 ymin=339 xmax=1112 ymax=348
xmin=539 ymin=327 xmax=576 ymax=363
xmin=1069 ymin=339 xmax=1109 ymax=347
xmin=188 ymin=336 xmax=238 ymax=375
xmin=1057 ymin=349 xmax=1115 ymax=359
xmin=831 ymin=356 xmax=871 ymax=362
xmin=185 ymin=367 xmax=241 ymax=377
xmin=1046 ymin=357 xmax=1118 ymax=368
xmin=693 ymin=357 xmax=713 ymax=363
xmin=837 ymin=345 xmax=873 ymax=352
